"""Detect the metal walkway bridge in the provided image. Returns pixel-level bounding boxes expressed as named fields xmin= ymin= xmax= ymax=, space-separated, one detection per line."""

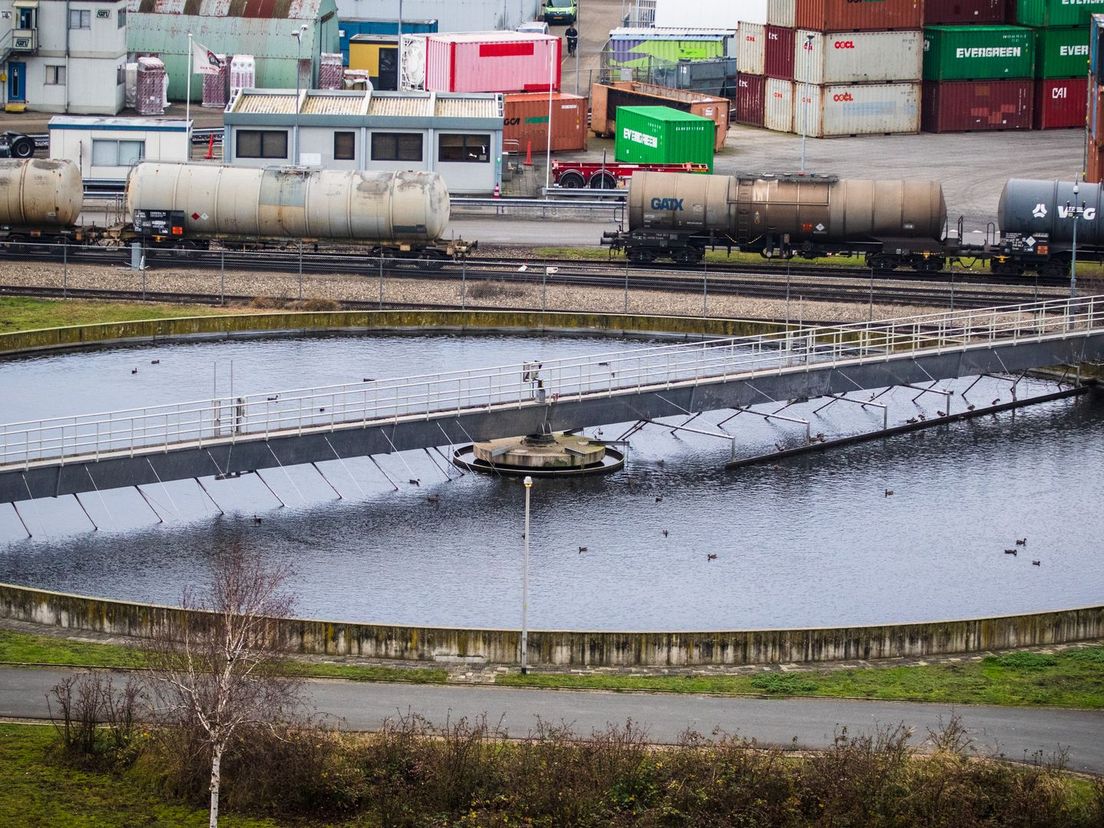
xmin=2 ymin=296 xmax=1104 ymax=505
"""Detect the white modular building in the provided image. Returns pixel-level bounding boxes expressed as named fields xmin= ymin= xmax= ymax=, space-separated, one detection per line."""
xmin=0 ymin=0 xmax=128 ymax=114
xmin=48 ymin=116 xmax=190 ymax=184
xmin=223 ymin=88 xmax=504 ymax=195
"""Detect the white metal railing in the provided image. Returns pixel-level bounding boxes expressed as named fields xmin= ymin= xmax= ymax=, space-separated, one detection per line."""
xmin=1 ymin=296 xmax=1101 ymax=470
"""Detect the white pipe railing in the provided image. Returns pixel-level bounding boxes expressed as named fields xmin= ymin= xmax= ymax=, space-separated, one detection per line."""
xmin=1 ymin=296 xmax=1100 ymax=470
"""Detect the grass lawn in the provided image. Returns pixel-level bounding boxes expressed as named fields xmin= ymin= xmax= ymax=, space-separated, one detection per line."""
xmin=0 ymin=723 xmax=277 ymax=828
xmin=500 ymin=646 xmax=1104 ymax=708
xmin=0 ymin=296 xmax=259 ymax=336
xmin=531 ymin=246 xmax=1104 ymax=278
xmin=0 ymin=628 xmax=447 ymax=685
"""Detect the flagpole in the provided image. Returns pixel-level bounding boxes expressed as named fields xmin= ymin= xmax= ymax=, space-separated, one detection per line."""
xmin=186 ymin=32 xmax=192 ymax=142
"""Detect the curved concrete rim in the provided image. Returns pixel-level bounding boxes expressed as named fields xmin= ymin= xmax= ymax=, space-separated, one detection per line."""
xmin=1 ymin=310 xmax=1101 ymax=665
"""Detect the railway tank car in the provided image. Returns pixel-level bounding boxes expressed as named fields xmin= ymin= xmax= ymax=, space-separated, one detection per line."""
xmin=993 ymin=179 xmax=1103 ymax=276
xmin=603 ymin=171 xmax=947 ymax=270
xmin=125 ymin=163 xmax=465 ymax=260
xmin=0 ymin=158 xmax=83 ymax=230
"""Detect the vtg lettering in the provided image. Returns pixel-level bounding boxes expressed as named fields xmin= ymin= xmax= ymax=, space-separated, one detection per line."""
xmin=650 ymin=197 xmax=684 ymax=211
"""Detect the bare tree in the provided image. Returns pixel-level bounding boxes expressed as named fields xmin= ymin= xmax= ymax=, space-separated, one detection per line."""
xmin=146 ymin=543 xmax=302 ymax=828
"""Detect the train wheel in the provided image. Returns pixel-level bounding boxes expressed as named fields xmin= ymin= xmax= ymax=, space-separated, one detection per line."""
xmin=418 ymin=250 xmax=450 ymax=271
xmin=673 ymin=247 xmax=703 ymax=265
xmin=912 ymin=256 xmax=945 ymax=273
xmin=589 ymin=172 xmax=617 ymax=189
xmin=866 ymin=254 xmax=899 ymax=272
xmin=627 ymin=248 xmax=656 ymax=265
xmin=990 ymin=259 xmax=1024 ymax=277
xmin=558 ymin=171 xmax=585 ymax=188
xmin=1037 ymin=258 xmax=1067 ymax=278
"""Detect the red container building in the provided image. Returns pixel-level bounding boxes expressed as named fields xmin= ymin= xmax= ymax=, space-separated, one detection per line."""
xmin=424 ymin=32 xmax=562 ymax=93
xmin=923 ymin=0 xmax=1004 ymax=25
xmin=921 ymin=79 xmax=1033 ymax=132
xmin=765 ymin=25 xmax=795 ymax=79
xmin=735 ymin=73 xmax=767 ymax=125
xmin=1033 ymin=78 xmax=1087 ymax=129
xmin=794 ymin=0 xmax=923 ymax=31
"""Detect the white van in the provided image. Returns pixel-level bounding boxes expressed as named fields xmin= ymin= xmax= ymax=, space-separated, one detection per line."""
xmin=517 ymin=21 xmax=550 ymax=35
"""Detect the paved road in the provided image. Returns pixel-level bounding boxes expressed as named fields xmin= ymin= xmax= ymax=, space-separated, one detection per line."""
xmin=3 ymin=667 xmax=1101 ymax=773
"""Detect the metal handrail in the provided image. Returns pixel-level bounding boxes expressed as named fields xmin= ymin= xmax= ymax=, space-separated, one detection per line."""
xmin=1 ymin=296 xmax=1100 ymax=469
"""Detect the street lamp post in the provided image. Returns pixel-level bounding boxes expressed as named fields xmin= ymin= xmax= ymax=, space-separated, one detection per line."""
xmin=1069 ymin=182 xmax=1083 ymax=299
xmin=800 ymin=33 xmax=814 ymax=173
xmin=291 ymin=23 xmax=308 ymax=164
xmin=521 ymin=475 xmax=533 ymax=674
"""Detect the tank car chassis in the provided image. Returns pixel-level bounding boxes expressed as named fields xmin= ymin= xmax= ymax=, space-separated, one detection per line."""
xmin=125 ymin=209 xmax=474 ymax=268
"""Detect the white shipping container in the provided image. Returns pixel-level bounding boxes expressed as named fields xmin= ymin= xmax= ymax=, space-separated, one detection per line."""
xmin=767 ymin=0 xmax=795 ymax=28
xmin=802 ymin=83 xmax=920 ymax=137
xmin=425 ymin=32 xmax=560 ymax=94
xmin=737 ymin=23 xmax=766 ymax=75
xmin=765 ymin=77 xmax=794 ymax=132
xmin=793 ymin=30 xmax=922 ymax=85
xmin=655 ymin=0 xmax=764 ymax=26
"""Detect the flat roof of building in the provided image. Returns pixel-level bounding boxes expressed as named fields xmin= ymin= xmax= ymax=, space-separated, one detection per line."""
xmin=48 ymin=116 xmax=189 ymax=131
xmin=225 ymin=89 xmax=503 ymax=126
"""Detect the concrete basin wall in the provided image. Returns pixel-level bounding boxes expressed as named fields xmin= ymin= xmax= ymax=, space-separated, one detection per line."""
xmin=1 ymin=582 xmax=1101 ymax=667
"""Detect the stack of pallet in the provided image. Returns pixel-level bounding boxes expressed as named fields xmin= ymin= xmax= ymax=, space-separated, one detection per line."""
xmin=737 ymin=0 xmax=924 ymax=136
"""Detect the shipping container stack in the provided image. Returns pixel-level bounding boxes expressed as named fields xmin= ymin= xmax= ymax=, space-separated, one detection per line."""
xmin=1016 ymin=0 xmax=1101 ymax=130
xmin=921 ymin=23 xmax=1036 ymax=131
xmin=747 ymin=0 xmax=924 ymax=136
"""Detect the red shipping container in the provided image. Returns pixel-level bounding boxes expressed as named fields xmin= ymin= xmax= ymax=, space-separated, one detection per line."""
xmin=1034 ymin=78 xmax=1087 ymax=130
xmin=504 ymin=92 xmax=588 ymax=152
xmin=923 ymin=0 xmax=1004 ymax=25
xmin=736 ymin=73 xmax=767 ymax=126
xmin=921 ymin=80 xmax=1033 ymax=132
xmin=765 ymin=26 xmax=795 ymax=79
xmin=425 ymin=32 xmax=561 ymax=93
xmin=794 ymin=0 xmax=923 ymax=31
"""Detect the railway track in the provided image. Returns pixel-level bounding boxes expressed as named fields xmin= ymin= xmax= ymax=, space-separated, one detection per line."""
xmin=0 ymin=245 xmax=1065 ymax=311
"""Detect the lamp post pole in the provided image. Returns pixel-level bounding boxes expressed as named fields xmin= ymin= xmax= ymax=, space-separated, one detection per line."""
xmin=544 ymin=39 xmax=557 ymax=196
xmin=800 ymin=33 xmax=814 ymax=173
xmin=1069 ymin=182 xmax=1083 ymax=299
xmin=291 ymin=24 xmax=307 ymax=164
xmin=521 ymin=475 xmax=533 ymax=674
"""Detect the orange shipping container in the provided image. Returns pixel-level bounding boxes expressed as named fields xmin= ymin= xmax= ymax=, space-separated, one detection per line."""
xmin=794 ymin=0 xmax=923 ymax=31
xmin=503 ymin=93 xmax=588 ymax=153
xmin=590 ymin=82 xmax=730 ymax=151
xmin=1087 ymin=139 xmax=1104 ymax=184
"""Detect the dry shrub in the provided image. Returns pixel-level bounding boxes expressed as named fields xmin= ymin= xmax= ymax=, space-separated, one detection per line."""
xmin=138 ymin=713 xmax=1104 ymax=827
xmin=47 ymin=672 xmax=145 ymax=769
xmin=287 ymin=297 xmax=341 ymax=311
xmin=467 ymin=280 xmax=526 ymax=300
xmin=248 ymin=295 xmax=283 ymax=309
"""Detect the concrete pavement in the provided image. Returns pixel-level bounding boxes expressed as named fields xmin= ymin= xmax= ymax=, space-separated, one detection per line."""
xmin=2 ymin=666 xmax=1101 ymax=773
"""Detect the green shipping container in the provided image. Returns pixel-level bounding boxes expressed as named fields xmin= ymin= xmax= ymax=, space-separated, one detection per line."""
xmin=1034 ymin=27 xmax=1090 ymax=78
xmin=614 ymin=106 xmax=715 ymax=171
xmin=1016 ymin=0 xmax=1104 ymax=28
xmin=923 ymin=25 xmax=1036 ymax=81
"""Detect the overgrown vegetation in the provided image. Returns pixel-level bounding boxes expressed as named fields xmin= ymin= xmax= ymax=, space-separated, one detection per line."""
xmin=0 ymin=296 xmax=263 ymax=334
xmin=33 ymin=709 xmax=1104 ymax=826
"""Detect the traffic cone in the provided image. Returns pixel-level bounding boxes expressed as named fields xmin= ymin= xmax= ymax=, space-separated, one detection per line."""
xmin=524 ymin=140 xmax=533 ymax=167
xmin=205 ymin=134 xmax=215 ymax=160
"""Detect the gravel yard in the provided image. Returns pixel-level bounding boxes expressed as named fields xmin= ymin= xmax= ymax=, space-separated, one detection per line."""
xmin=0 ymin=259 xmax=965 ymax=324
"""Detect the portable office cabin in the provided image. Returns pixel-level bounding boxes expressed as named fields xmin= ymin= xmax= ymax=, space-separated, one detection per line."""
xmin=48 ymin=115 xmax=189 ymax=185
xmin=223 ymin=88 xmax=504 ymax=195
xmin=348 ymin=35 xmax=399 ymax=89
xmin=338 ymin=19 xmax=437 ymax=65
xmin=126 ymin=0 xmax=340 ymax=102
